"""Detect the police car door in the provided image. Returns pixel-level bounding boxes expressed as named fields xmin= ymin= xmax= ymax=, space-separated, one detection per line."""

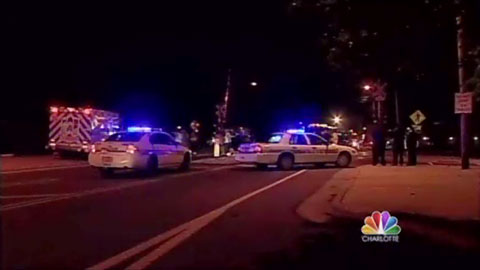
xmin=163 ymin=133 xmax=184 ymax=164
xmin=306 ymin=134 xmax=329 ymax=162
xmin=289 ymin=134 xmax=310 ymax=163
xmin=149 ymin=133 xmax=178 ymax=166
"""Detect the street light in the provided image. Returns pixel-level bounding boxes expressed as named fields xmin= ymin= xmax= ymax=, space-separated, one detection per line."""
xmin=250 ymin=81 xmax=258 ymax=86
xmin=363 ymin=85 xmax=371 ymax=91
xmin=333 ymin=115 xmax=342 ymax=125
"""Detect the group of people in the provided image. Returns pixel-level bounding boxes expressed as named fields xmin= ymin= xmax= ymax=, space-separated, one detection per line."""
xmin=370 ymin=122 xmax=419 ymax=166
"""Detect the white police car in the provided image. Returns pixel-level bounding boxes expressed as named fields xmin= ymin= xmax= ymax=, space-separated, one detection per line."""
xmin=88 ymin=127 xmax=191 ymax=177
xmin=235 ymin=130 xmax=357 ymax=170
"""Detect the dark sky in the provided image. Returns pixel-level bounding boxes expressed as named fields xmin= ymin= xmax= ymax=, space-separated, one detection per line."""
xmin=3 ymin=0 xmax=480 ymax=153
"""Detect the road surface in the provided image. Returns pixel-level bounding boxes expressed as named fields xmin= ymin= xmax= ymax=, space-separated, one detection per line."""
xmin=1 ymin=157 xmax=478 ymax=269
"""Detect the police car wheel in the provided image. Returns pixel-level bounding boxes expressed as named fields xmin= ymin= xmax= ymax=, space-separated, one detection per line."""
xmin=255 ymin=163 xmax=268 ymax=170
xmin=179 ymin=153 xmax=191 ymax=171
xmin=277 ymin=154 xmax=294 ymax=170
xmin=56 ymin=150 xmax=69 ymax=159
xmin=336 ymin=152 xmax=351 ymax=168
xmin=146 ymin=155 xmax=158 ymax=172
xmin=99 ymin=168 xmax=114 ymax=178
xmin=315 ymin=163 xmax=326 ymax=168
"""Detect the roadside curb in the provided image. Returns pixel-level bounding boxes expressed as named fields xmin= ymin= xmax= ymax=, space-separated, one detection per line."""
xmin=192 ymin=156 xmax=238 ymax=166
xmin=297 ymin=165 xmax=480 ymax=224
xmin=296 ymin=165 xmax=480 ymax=248
xmin=296 ymin=167 xmax=360 ymax=223
xmin=430 ymin=161 xmax=480 ymax=167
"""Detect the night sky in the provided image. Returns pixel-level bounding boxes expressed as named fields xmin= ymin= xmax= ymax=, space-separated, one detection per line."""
xmin=3 ymin=0 xmax=480 ymax=153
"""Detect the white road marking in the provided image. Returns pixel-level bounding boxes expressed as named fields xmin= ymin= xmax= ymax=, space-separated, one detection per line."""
xmin=1 ymin=164 xmax=90 ymax=175
xmin=125 ymin=209 xmax=225 ymax=270
xmin=88 ymin=169 xmax=307 ymax=270
xmin=0 ymin=196 xmax=71 ymax=209
xmin=1 ymin=193 xmax=73 ymax=199
xmin=1 ymin=178 xmax=59 ymax=188
xmin=0 ymin=166 xmax=235 ymax=212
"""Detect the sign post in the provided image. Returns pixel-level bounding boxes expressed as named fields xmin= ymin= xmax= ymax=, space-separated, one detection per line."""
xmin=456 ymin=15 xmax=470 ymax=169
xmin=371 ymin=82 xmax=387 ymax=122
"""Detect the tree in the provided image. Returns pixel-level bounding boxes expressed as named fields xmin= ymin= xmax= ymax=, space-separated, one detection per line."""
xmin=289 ymin=0 xmax=480 ymax=117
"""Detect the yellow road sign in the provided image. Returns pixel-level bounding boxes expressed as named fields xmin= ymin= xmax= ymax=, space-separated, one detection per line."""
xmin=410 ymin=110 xmax=426 ymax=125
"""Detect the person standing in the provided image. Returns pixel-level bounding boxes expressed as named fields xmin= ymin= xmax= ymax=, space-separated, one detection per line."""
xmin=392 ymin=125 xmax=405 ymax=166
xmin=406 ymin=127 xmax=418 ymax=166
xmin=224 ymin=130 xmax=233 ymax=155
xmin=331 ymin=132 xmax=339 ymax=144
xmin=371 ymin=122 xmax=386 ymax=166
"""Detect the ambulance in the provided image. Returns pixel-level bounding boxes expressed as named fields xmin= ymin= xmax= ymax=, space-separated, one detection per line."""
xmin=48 ymin=106 xmax=121 ymax=155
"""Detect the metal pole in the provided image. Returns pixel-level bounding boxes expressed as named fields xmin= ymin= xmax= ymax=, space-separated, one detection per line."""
xmin=395 ymin=89 xmax=400 ymax=125
xmin=377 ymin=101 xmax=381 ymax=122
xmin=456 ymin=15 xmax=469 ymax=169
xmin=224 ymin=68 xmax=231 ymax=124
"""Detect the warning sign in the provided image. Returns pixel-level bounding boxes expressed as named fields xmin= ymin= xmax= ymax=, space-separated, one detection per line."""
xmin=410 ymin=110 xmax=426 ymax=125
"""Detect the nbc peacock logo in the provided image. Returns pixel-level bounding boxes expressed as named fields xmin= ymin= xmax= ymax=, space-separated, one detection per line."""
xmin=361 ymin=211 xmax=401 ymax=242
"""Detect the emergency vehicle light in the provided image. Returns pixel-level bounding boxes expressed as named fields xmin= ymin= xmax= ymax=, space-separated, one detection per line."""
xmin=128 ymin=126 xmax=152 ymax=132
xmin=307 ymin=123 xmax=334 ymax=129
xmin=287 ymin=129 xmax=304 ymax=134
xmin=253 ymin=145 xmax=263 ymax=153
xmin=126 ymin=145 xmax=138 ymax=154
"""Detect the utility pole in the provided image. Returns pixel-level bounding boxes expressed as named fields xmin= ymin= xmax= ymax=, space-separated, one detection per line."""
xmin=394 ymin=89 xmax=400 ymax=125
xmin=456 ymin=14 xmax=470 ymax=169
xmin=213 ymin=68 xmax=232 ymax=158
xmin=377 ymin=100 xmax=382 ymax=122
xmin=215 ymin=68 xmax=231 ymax=134
xmin=224 ymin=68 xmax=231 ymax=124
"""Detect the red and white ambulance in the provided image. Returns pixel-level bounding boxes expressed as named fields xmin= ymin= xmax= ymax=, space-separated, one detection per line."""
xmin=48 ymin=106 xmax=121 ymax=155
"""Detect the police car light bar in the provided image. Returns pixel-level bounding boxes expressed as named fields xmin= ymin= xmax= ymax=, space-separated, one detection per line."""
xmin=287 ymin=129 xmax=305 ymax=134
xmin=128 ymin=126 xmax=152 ymax=132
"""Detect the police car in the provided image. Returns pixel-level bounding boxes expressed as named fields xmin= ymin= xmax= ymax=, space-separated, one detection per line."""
xmin=88 ymin=127 xmax=191 ymax=177
xmin=235 ymin=130 xmax=357 ymax=170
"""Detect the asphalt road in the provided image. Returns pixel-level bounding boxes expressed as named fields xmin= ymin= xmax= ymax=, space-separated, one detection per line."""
xmin=2 ymin=157 xmax=478 ymax=270
xmin=1 ymin=159 xmax=358 ymax=270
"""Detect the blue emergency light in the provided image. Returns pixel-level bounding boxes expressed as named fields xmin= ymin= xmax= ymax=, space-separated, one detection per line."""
xmin=286 ymin=129 xmax=305 ymax=134
xmin=127 ymin=126 xmax=152 ymax=132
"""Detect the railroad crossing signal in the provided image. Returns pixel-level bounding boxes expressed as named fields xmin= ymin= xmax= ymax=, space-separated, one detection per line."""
xmin=372 ymin=83 xmax=387 ymax=101
xmin=410 ymin=110 xmax=426 ymax=125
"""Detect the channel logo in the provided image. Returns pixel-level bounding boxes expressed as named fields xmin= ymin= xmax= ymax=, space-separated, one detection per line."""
xmin=361 ymin=211 xmax=401 ymax=242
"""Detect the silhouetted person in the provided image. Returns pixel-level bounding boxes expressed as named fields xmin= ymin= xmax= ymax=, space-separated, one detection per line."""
xmin=407 ymin=127 xmax=418 ymax=166
xmin=392 ymin=125 xmax=405 ymax=166
xmin=371 ymin=122 xmax=386 ymax=166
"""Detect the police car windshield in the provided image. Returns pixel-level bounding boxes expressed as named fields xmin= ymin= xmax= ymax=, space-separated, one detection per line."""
xmin=267 ymin=133 xmax=283 ymax=143
xmin=106 ymin=132 xmax=145 ymax=142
